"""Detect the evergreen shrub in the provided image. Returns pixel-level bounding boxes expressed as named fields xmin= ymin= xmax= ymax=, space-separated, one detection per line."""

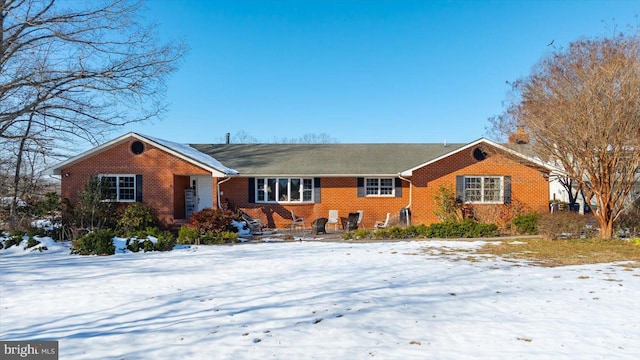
xmin=512 ymin=213 xmax=539 ymax=235
xmin=117 ymin=203 xmax=158 ymax=236
xmin=71 ymin=229 xmax=115 ymax=255
xmin=178 ymin=226 xmax=199 ymax=244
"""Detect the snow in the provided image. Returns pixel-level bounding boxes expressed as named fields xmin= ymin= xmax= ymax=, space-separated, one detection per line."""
xmin=0 ymin=197 xmax=27 ymax=208
xmin=140 ymin=133 xmax=239 ymax=175
xmin=1 ymin=238 xmax=639 ymax=359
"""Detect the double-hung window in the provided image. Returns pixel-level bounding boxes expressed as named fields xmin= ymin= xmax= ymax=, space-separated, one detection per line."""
xmin=256 ymin=177 xmax=313 ymax=203
xmin=100 ymin=174 xmax=136 ymax=202
xmin=463 ymin=176 xmax=503 ymax=203
xmin=365 ymin=178 xmax=395 ymax=196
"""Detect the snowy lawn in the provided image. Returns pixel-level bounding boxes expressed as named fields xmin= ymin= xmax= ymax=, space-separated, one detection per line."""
xmin=1 ymin=238 xmax=639 ymax=359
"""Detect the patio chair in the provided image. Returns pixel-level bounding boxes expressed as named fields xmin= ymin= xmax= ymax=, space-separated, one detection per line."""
xmin=356 ymin=210 xmax=364 ymax=228
xmin=341 ymin=212 xmax=360 ymax=231
xmin=374 ymin=212 xmax=391 ymax=230
xmin=327 ymin=210 xmax=339 ymax=230
xmin=311 ymin=218 xmax=328 ymax=235
xmin=290 ymin=209 xmax=306 ymax=229
xmin=241 ymin=212 xmax=264 ymax=234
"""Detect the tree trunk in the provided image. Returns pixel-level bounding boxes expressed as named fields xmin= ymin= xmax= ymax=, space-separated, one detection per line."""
xmin=600 ymin=218 xmax=614 ymax=239
xmin=9 ymin=112 xmax=34 ymax=229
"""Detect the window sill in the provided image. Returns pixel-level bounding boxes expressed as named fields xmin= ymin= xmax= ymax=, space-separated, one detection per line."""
xmin=256 ymin=201 xmax=314 ymax=204
xmin=465 ymin=201 xmax=504 ymax=205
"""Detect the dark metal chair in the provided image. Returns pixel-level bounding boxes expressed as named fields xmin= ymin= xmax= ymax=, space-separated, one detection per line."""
xmin=341 ymin=212 xmax=360 ymax=231
xmin=311 ymin=217 xmax=328 ymax=235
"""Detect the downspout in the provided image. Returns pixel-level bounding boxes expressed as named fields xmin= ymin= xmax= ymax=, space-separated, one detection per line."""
xmin=398 ymin=175 xmax=412 ymax=226
xmin=216 ymin=176 xmax=232 ymax=210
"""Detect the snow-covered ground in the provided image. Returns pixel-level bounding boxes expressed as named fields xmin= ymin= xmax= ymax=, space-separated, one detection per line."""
xmin=1 ymin=238 xmax=639 ymax=359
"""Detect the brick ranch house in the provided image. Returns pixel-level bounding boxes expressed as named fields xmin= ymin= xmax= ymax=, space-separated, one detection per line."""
xmin=51 ymin=132 xmax=555 ymax=229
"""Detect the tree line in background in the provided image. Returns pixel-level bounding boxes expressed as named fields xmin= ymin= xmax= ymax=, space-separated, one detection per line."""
xmin=218 ymin=130 xmax=339 ymax=144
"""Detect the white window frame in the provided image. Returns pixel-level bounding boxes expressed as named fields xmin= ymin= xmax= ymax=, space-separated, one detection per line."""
xmin=463 ymin=176 xmax=504 ymax=204
xmin=255 ymin=177 xmax=314 ymax=203
xmin=99 ymin=174 xmax=136 ymax=202
xmin=365 ymin=177 xmax=395 ymax=197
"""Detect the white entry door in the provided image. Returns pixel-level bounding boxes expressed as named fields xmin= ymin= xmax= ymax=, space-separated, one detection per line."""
xmin=190 ymin=175 xmax=213 ymax=211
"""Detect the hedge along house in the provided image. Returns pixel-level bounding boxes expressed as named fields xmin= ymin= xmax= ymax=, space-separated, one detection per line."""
xmin=51 ymin=132 xmax=555 ymax=229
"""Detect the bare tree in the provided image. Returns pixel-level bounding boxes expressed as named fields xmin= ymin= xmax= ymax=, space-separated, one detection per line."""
xmin=1 ymin=0 xmax=186 ymax=224
xmin=219 ymin=131 xmax=339 ymax=144
xmin=229 ymin=130 xmax=258 ymax=144
xmin=272 ymin=132 xmax=339 ymax=144
xmin=489 ymin=29 xmax=640 ymax=238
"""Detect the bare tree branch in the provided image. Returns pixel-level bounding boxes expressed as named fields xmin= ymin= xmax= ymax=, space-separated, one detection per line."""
xmin=1 ymin=0 xmax=187 ymax=225
xmin=490 ymin=29 xmax=640 ymax=238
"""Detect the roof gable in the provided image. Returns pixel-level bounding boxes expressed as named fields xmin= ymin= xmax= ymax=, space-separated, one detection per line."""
xmin=49 ymin=133 xmax=238 ymax=176
xmin=400 ymin=138 xmax=558 ymax=176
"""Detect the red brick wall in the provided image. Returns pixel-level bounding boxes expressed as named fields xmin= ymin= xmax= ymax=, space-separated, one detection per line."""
xmin=222 ymin=145 xmax=549 ymax=229
xmin=61 ymin=140 xmax=549 ymax=229
xmin=220 ymin=177 xmax=409 ymax=229
xmin=60 ymin=139 xmax=210 ymax=225
xmin=410 ymin=146 xmax=549 ymax=225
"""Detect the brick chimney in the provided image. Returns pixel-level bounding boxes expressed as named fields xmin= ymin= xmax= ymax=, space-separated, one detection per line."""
xmin=508 ymin=128 xmax=530 ymax=144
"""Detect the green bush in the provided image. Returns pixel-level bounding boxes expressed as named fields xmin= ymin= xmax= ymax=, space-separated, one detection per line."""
xmin=117 ymin=203 xmax=158 ymax=236
xmin=342 ymin=229 xmax=372 ymax=240
xmin=340 ymin=221 xmax=499 ymax=240
xmin=200 ymin=230 xmax=238 ymax=244
xmin=154 ymin=231 xmax=176 ymax=251
xmin=26 ymin=227 xmax=46 ymax=237
xmin=127 ymin=238 xmax=156 ymax=253
xmin=126 ymin=228 xmax=175 ymax=252
xmin=10 ymin=230 xmax=26 ymax=237
xmin=126 ymin=238 xmax=142 ymax=252
xmin=512 ymin=213 xmax=539 ymax=235
xmin=404 ymin=225 xmax=428 ymax=238
xmin=3 ymin=234 xmax=23 ymax=248
xmin=422 ymin=219 xmax=499 ymax=238
xmin=145 ymin=239 xmax=156 ymax=252
xmin=178 ymin=225 xmax=200 ymax=244
xmin=373 ymin=226 xmax=409 ymax=239
xmin=71 ymin=229 xmax=116 ymax=255
xmin=25 ymin=237 xmax=41 ymax=249
xmin=64 ymin=175 xmax=117 ymax=233
xmin=33 ymin=192 xmax=61 ymax=217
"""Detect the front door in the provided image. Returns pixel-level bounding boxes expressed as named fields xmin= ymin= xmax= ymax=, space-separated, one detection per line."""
xmin=190 ymin=175 xmax=213 ymax=211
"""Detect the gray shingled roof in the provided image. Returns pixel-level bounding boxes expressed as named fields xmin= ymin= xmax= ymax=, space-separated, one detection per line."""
xmin=190 ymin=143 xmax=467 ymax=176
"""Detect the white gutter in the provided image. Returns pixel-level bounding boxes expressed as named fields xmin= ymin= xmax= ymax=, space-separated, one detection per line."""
xmin=398 ymin=175 xmax=412 ymax=226
xmin=216 ymin=176 xmax=233 ymax=210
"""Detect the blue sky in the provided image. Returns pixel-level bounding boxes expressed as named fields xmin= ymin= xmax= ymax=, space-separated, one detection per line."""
xmin=121 ymin=0 xmax=638 ymax=144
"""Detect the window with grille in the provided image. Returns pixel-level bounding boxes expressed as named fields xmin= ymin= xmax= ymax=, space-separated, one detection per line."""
xmin=365 ymin=178 xmax=395 ymax=196
xmin=256 ymin=178 xmax=314 ymax=203
xmin=463 ymin=176 xmax=503 ymax=203
xmin=99 ymin=175 xmax=136 ymax=202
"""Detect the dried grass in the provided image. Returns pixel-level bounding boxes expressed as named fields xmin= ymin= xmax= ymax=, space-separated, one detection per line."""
xmin=477 ymin=238 xmax=640 ymax=267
